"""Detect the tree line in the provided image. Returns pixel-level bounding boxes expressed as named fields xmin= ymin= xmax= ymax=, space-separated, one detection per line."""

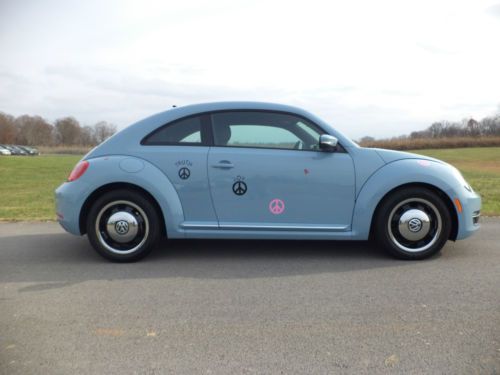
xmin=410 ymin=116 xmax=500 ymax=139
xmin=0 ymin=111 xmax=117 ymax=146
xmin=360 ymin=113 xmax=500 ymax=143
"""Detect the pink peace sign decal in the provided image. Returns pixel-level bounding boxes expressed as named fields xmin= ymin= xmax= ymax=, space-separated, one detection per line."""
xmin=269 ymin=198 xmax=285 ymax=215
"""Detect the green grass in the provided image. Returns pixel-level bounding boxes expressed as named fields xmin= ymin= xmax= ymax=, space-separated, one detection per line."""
xmin=0 ymin=155 xmax=81 ymax=220
xmin=413 ymin=147 xmax=500 ymax=216
xmin=0 ymin=147 xmax=498 ymax=220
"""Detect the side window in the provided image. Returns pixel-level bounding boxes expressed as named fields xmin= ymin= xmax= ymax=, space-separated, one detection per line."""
xmin=142 ymin=116 xmax=202 ymax=145
xmin=227 ymin=125 xmax=299 ymax=148
xmin=211 ymin=111 xmax=323 ymax=150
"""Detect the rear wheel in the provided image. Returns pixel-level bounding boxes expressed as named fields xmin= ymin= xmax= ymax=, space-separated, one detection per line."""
xmin=86 ymin=189 xmax=160 ymax=262
xmin=374 ymin=187 xmax=451 ymax=260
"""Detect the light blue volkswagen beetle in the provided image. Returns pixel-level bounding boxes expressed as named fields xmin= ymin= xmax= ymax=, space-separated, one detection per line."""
xmin=55 ymin=102 xmax=481 ymax=262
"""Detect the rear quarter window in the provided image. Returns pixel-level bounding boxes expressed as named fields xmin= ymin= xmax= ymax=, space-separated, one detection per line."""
xmin=142 ymin=116 xmax=202 ymax=145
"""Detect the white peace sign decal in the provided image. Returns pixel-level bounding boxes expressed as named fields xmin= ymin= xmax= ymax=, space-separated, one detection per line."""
xmin=268 ymin=198 xmax=285 ymax=215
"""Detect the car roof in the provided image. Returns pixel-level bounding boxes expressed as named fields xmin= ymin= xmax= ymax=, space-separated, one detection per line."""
xmin=136 ymin=101 xmax=327 ymax=129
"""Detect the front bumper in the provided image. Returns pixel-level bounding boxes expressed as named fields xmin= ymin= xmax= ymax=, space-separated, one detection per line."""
xmin=456 ymin=191 xmax=481 ymax=240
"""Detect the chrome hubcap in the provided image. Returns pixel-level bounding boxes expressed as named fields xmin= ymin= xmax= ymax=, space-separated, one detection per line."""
xmin=95 ymin=200 xmax=149 ymax=255
xmin=388 ymin=198 xmax=442 ymax=253
xmin=398 ymin=209 xmax=430 ymax=241
xmin=106 ymin=211 xmax=138 ymax=243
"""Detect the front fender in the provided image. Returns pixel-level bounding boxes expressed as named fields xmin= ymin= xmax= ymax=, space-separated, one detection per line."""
xmin=351 ymin=159 xmax=466 ymax=240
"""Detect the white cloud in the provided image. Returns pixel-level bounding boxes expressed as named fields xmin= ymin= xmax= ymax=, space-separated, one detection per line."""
xmin=0 ymin=0 xmax=499 ymax=139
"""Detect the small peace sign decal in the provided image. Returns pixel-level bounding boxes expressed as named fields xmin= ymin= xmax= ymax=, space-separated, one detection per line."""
xmin=269 ymin=198 xmax=285 ymax=215
xmin=178 ymin=167 xmax=191 ymax=180
xmin=232 ymin=181 xmax=247 ymax=196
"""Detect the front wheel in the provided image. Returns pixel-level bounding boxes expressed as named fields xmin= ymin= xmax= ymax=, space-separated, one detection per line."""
xmin=374 ymin=187 xmax=452 ymax=260
xmin=86 ymin=189 xmax=160 ymax=262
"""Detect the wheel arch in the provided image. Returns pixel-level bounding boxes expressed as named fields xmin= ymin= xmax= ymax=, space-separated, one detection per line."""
xmin=369 ymin=182 xmax=458 ymax=241
xmin=79 ymin=182 xmax=167 ymax=237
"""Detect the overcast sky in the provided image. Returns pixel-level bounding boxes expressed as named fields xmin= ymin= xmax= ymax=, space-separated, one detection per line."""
xmin=1 ymin=0 xmax=499 ymax=139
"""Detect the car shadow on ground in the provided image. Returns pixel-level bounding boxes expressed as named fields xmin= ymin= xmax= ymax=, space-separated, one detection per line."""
xmin=0 ymin=232 xmax=428 ymax=289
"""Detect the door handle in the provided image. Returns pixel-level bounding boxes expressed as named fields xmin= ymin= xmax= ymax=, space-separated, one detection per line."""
xmin=212 ymin=160 xmax=234 ymax=169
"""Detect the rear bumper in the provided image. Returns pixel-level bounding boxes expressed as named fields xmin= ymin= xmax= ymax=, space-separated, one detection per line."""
xmin=456 ymin=192 xmax=481 ymax=240
xmin=55 ymin=181 xmax=90 ymax=236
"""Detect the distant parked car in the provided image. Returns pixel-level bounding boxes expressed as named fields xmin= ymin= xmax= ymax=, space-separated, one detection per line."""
xmin=27 ymin=146 xmax=40 ymax=155
xmin=1 ymin=145 xmax=27 ymax=155
xmin=56 ymin=102 xmax=481 ymax=262
xmin=12 ymin=145 xmax=29 ymax=155
xmin=0 ymin=145 xmax=18 ymax=155
xmin=17 ymin=146 xmax=39 ymax=156
xmin=0 ymin=145 xmax=11 ymax=155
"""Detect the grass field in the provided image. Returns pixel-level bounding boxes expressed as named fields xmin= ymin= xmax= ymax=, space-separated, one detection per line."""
xmin=0 ymin=147 xmax=498 ymax=221
xmin=0 ymin=155 xmax=81 ymax=221
xmin=413 ymin=147 xmax=500 ymax=216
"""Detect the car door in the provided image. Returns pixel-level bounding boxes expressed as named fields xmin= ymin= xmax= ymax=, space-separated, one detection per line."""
xmin=207 ymin=110 xmax=355 ymax=231
xmin=139 ymin=114 xmax=218 ymax=227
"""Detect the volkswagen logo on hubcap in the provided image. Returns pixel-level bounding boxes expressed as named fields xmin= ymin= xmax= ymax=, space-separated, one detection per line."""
xmin=408 ymin=218 xmax=422 ymax=232
xmin=115 ymin=220 xmax=129 ymax=235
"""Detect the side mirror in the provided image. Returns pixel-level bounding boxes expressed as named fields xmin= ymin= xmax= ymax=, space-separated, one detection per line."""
xmin=319 ymin=134 xmax=338 ymax=152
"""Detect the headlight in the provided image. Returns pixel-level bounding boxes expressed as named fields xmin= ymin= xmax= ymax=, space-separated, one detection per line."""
xmin=451 ymin=166 xmax=473 ymax=193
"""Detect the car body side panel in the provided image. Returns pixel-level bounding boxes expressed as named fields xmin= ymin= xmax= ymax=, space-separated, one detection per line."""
xmin=207 ymin=147 xmax=355 ymax=228
xmin=56 ymin=153 xmax=481 ymax=242
xmin=56 ymin=156 xmax=186 ymax=238
xmin=351 ymin=159 xmax=481 ymax=240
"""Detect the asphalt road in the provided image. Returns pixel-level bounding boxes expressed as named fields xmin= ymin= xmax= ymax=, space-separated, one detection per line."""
xmin=1 ymin=220 xmax=499 ymax=374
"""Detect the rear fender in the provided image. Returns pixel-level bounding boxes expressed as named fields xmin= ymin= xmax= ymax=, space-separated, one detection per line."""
xmin=79 ymin=155 xmax=184 ymax=238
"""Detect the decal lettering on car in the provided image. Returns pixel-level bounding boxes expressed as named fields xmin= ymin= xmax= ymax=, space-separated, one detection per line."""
xmin=175 ymin=160 xmax=193 ymax=167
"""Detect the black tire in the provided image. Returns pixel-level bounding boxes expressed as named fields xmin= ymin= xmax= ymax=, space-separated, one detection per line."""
xmin=374 ymin=187 xmax=452 ymax=260
xmin=86 ymin=189 xmax=160 ymax=262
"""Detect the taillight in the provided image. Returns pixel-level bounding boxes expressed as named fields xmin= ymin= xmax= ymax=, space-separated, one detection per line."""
xmin=68 ymin=161 xmax=89 ymax=182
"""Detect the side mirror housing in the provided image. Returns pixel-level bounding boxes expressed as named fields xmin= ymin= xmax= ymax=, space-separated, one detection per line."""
xmin=319 ymin=134 xmax=338 ymax=152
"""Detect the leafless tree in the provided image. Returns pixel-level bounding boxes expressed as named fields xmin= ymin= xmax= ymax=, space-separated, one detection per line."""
xmin=0 ymin=112 xmax=17 ymax=144
xmin=54 ymin=117 xmax=82 ymax=145
xmin=79 ymin=125 xmax=96 ymax=146
xmin=15 ymin=115 xmax=53 ymax=146
xmin=466 ymin=118 xmax=481 ymax=137
xmin=93 ymin=121 xmax=117 ymax=144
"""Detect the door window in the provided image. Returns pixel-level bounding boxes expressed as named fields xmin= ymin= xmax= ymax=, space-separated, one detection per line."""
xmin=211 ymin=111 xmax=322 ymax=151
